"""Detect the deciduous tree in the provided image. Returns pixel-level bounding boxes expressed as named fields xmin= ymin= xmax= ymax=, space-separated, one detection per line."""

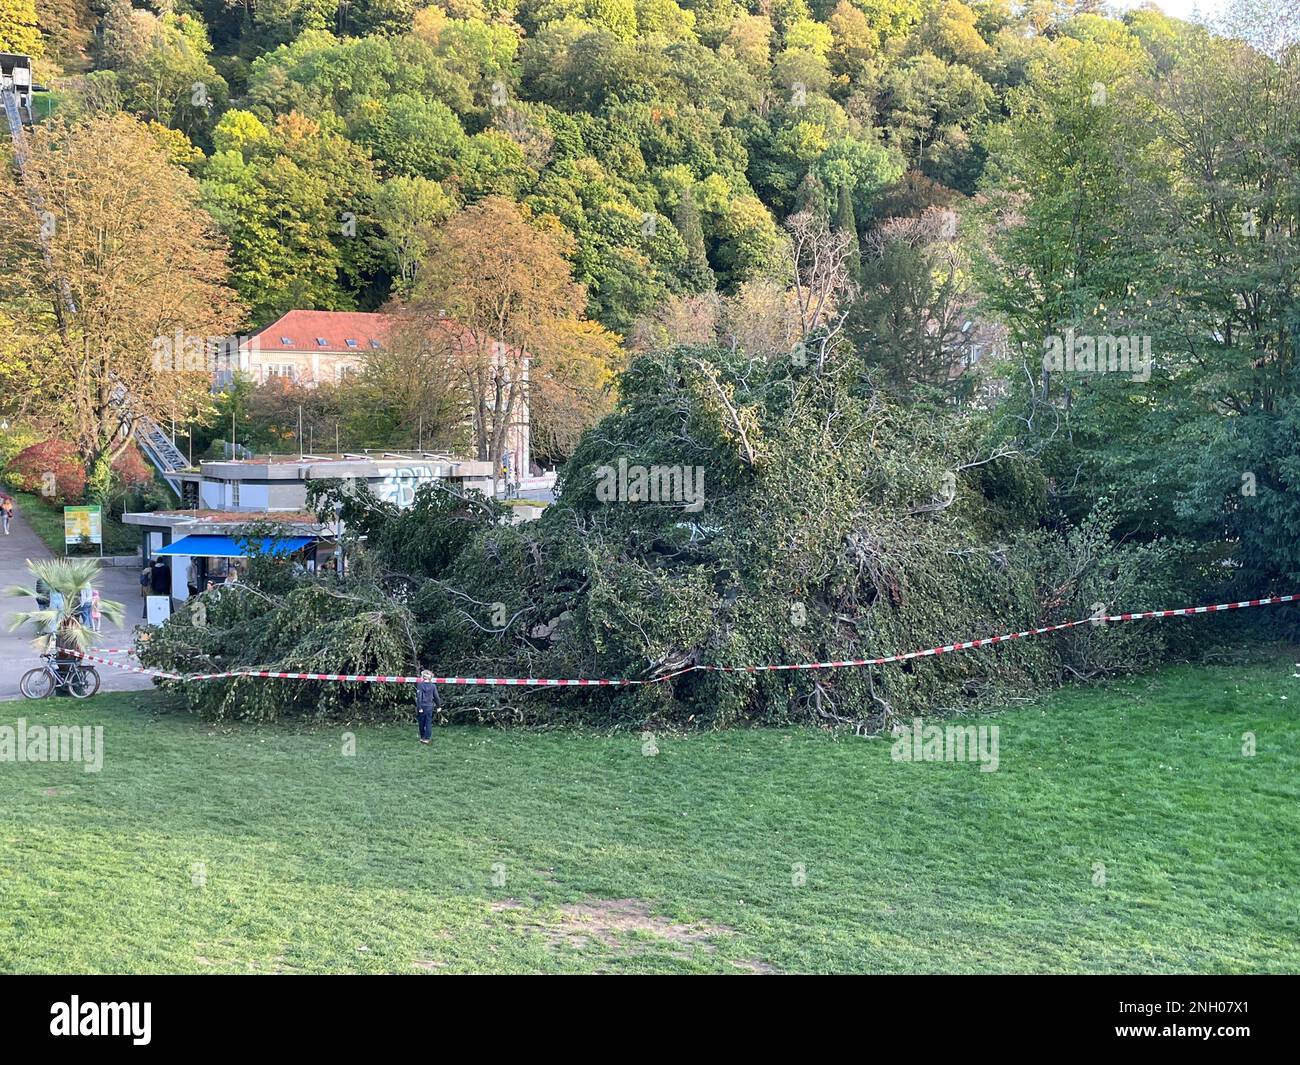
xmin=0 ymin=113 xmax=241 ymax=490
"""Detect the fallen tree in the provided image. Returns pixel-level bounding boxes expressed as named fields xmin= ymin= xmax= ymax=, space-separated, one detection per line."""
xmin=140 ymin=344 xmax=1198 ymax=728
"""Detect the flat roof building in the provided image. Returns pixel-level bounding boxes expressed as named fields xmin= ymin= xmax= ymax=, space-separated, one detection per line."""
xmin=123 ymin=452 xmax=498 ymax=603
xmin=169 ymin=451 xmax=496 ymax=512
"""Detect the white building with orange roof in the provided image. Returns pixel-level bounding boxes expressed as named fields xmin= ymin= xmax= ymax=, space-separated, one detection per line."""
xmin=235 ymin=309 xmax=531 ymax=480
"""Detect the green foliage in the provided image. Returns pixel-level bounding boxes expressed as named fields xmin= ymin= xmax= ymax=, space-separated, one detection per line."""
xmin=43 ymin=0 xmax=1295 ymax=732
xmin=64 ymin=0 xmax=1088 ymax=334
xmin=0 ymin=0 xmax=43 ymax=56
xmin=140 ymin=572 xmax=420 ymax=723
xmin=975 ymin=17 xmax=1300 ymax=616
xmin=6 ymin=558 xmax=125 ymax=653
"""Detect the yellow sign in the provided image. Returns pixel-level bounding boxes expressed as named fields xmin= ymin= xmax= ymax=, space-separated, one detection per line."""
xmin=63 ymin=505 xmax=103 ymax=545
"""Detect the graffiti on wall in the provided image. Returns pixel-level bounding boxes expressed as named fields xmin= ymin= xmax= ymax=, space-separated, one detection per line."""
xmin=374 ymin=465 xmax=434 ymax=508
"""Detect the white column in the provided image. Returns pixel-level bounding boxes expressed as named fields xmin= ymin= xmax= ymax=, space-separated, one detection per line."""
xmin=168 ymin=530 xmax=190 ymax=602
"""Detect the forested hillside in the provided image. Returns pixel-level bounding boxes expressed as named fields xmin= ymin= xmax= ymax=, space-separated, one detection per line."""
xmin=10 ymin=0 xmax=1165 ymax=331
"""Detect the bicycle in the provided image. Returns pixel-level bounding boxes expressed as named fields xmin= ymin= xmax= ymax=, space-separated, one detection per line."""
xmin=19 ymin=653 xmax=102 ymax=699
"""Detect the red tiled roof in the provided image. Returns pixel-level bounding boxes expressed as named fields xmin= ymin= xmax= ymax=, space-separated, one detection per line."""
xmin=243 ymin=309 xmax=509 ymax=359
xmin=245 ymin=310 xmax=398 ymax=355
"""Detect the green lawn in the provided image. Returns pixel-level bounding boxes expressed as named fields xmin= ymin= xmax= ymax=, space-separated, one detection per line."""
xmin=1 ymin=656 xmax=1297 ymax=973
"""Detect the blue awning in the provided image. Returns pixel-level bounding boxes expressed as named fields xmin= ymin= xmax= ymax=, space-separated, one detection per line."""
xmin=158 ymin=534 xmax=315 ymax=559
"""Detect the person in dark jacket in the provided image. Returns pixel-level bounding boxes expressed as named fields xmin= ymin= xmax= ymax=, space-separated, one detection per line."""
xmin=414 ymin=670 xmax=440 ymax=745
xmin=150 ymin=559 xmax=171 ymax=595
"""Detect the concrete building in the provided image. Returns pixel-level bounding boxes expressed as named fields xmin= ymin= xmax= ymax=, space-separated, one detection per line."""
xmin=237 ymin=310 xmax=387 ymax=387
xmin=171 ymin=452 xmax=496 ymax=512
xmin=123 ymin=452 xmax=498 ymax=605
xmin=0 ymin=53 xmax=34 ymax=117
xmin=121 ymin=509 xmax=329 ymax=605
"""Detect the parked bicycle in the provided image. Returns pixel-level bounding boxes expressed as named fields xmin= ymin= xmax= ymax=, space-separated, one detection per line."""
xmin=20 ymin=653 xmax=101 ymax=700
xmin=7 ymin=558 xmax=124 ymax=701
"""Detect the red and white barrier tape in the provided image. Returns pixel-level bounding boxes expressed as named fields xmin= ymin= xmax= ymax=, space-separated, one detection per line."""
xmin=72 ymin=592 xmax=1298 ymax=688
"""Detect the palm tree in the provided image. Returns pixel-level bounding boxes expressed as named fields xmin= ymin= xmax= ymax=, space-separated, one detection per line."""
xmin=7 ymin=558 xmax=126 ymax=655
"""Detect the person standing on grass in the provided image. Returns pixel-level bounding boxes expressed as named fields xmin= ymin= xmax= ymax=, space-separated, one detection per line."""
xmin=415 ymin=669 xmax=441 ymax=745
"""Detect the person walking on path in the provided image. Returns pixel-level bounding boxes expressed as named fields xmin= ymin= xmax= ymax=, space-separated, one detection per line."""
xmin=415 ymin=669 xmax=441 ymax=745
xmin=1 ymin=495 xmax=13 ymax=535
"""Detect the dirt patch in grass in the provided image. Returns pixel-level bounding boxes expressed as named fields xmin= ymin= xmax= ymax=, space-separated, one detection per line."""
xmin=729 ymin=958 xmax=780 ymax=974
xmin=556 ymin=898 xmax=722 ymax=950
xmin=491 ymin=896 xmax=765 ymax=967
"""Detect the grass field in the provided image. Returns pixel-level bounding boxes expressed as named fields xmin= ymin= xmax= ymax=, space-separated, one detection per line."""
xmin=1 ymin=656 xmax=1297 ymax=973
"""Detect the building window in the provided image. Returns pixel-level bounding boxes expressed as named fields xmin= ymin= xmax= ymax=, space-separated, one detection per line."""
xmin=280 ymin=337 xmax=293 ymax=345
xmin=316 ymin=338 xmax=328 ymax=346
xmin=230 ymin=480 xmax=240 ymax=507
xmin=345 ymin=339 xmax=358 ymax=348
xmin=370 ymin=340 xmax=381 ymax=349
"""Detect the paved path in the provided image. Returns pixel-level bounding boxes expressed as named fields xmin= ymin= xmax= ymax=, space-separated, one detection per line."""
xmin=0 ymin=500 xmax=155 ymax=702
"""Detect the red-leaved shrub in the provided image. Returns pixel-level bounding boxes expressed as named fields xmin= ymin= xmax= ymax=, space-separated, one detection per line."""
xmin=4 ymin=440 xmax=88 ymax=503
xmin=112 ymin=443 xmax=153 ymax=489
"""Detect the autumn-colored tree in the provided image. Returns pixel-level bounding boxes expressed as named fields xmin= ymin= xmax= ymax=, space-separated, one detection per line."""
xmin=528 ymin=318 xmax=622 ymax=465
xmin=0 ymin=112 xmax=242 ymax=493
xmin=356 ymin=316 xmax=466 ymax=451
xmin=0 ymin=0 xmax=43 ymax=56
xmin=404 ymin=197 xmax=589 ymax=479
xmin=4 ymin=439 xmax=87 ymax=502
xmin=111 ymin=442 xmax=154 ymax=489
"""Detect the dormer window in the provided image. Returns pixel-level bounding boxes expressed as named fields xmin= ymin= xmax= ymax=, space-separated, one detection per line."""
xmin=345 ymin=339 xmax=358 ymax=347
xmin=280 ymin=337 xmax=293 ymax=345
xmin=316 ymin=338 xmax=328 ymax=346
xmin=370 ymin=340 xmax=381 ymax=349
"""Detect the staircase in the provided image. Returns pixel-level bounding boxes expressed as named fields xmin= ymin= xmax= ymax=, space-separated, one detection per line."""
xmin=135 ymin=420 xmax=189 ymax=494
xmin=1 ymin=83 xmax=29 ymax=165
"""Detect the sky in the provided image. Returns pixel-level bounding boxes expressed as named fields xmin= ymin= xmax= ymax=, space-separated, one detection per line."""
xmin=1107 ymin=0 xmax=1230 ymax=23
